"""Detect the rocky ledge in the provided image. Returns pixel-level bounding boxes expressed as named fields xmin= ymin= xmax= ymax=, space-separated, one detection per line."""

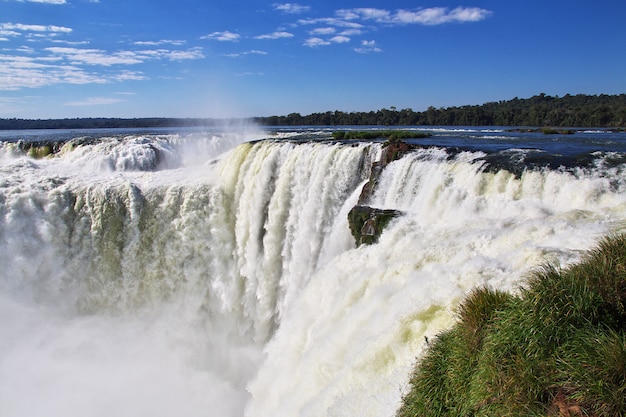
xmin=348 ymin=139 xmax=417 ymax=246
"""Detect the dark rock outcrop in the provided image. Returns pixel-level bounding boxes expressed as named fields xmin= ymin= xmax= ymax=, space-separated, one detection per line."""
xmin=349 ymin=139 xmax=416 ymax=245
xmin=347 ymin=205 xmax=402 ymax=246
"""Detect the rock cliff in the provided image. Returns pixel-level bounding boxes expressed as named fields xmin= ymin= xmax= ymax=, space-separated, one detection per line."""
xmin=348 ymin=139 xmax=417 ymax=245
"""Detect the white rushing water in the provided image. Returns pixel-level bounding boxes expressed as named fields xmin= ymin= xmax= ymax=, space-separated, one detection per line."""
xmin=1 ymin=131 xmax=626 ymax=417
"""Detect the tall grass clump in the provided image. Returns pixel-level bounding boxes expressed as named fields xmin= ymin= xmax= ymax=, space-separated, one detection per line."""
xmin=398 ymin=234 xmax=626 ymax=417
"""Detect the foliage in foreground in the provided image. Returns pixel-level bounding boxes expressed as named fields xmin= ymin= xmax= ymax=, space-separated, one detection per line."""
xmin=398 ymin=234 xmax=626 ymax=417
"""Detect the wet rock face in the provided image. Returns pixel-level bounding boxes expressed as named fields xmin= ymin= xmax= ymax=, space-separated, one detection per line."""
xmin=347 ymin=205 xmax=401 ymax=246
xmin=357 ymin=140 xmax=417 ymax=205
xmin=380 ymin=140 xmax=414 ymax=167
xmin=348 ymin=139 xmax=415 ymax=246
xmin=357 ymin=161 xmax=381 ymax=205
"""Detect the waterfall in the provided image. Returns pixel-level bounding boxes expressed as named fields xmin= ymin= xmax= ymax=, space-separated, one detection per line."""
xmin=1 ymin=133 xmax=625 ymax=417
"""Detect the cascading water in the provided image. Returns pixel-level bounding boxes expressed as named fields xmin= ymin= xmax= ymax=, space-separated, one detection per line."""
xmin=1 ymin=127 xmax=626 ymax=417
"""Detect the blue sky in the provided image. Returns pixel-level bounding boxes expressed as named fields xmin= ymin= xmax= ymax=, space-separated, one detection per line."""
xmin=1 ymin=0 xmax=625 ymax=119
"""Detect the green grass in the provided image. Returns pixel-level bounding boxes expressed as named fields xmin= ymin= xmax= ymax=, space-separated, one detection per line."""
xmin=541 ymin=127 xmax=576 ymax=135
xmin=332 ymin=130 xmax=431 ymax=141
xmin=397 ymin=234 xmax=626 ymax=417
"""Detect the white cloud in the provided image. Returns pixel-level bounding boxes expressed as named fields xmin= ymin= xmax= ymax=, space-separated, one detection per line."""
xmin=339 ymin=29 xmax=363 ymax=36
xmin=49 ymin=39 xmax=90 ymax=46
xmin=164 ymin=47 xmax=204 ymax=60
xmin=14 ymin=0 xmax=67 ymax=4
xmin=330 ymin=35 xmax=350 ymax=44
xmin=44 ymin=46 xmax=204 ymax=66
xmin=64 ymin=96 xmax=125 ymax=106
xmin=201 ymin=31 xmax=240 ymax=42
xmin=0 ymin=23 xmax=73 ymax=35
xmin=274 ymin=3 xmax=310 ymax=14
xmin=354 ymin=39 xmax=381 ymax=54
xmin=304 ymin=37 xmax=330 ymax=47
xmin=0 ymin=54 xmax=109 ymax=90
xmin=255 ymin=31 xmax=294 ymax=40
xmin=310 ymin=27 xmax=335 ymax=36
xmin=225 ymin=50 xmax=268 ymax=58
xmin=16 ymin=46 xmax=35 ymax=53
xmin=0 ymin=40 xmax=201 ymax=91
xmin=390 ymin=7 xmax=492 ymax=25
xmin=134 ymin=40 xmax=186 ymax=46
xmin=446 ymin=7 xmax=493 ymax=23
xmin=111 ymin=70 xmax=146 ymax=81
xmin=46 ymin=47 xmax=143 ymax=65
xmin=298 ymin=17 xmax=364 ymax=29
xmin=336 ymin=8 xmax=390 ymax=21
xmin=333 ymin=6 xmax=492 ymax=26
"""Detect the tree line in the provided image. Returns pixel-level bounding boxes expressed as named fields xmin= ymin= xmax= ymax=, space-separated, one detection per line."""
xmin=254 ymin=94 xmax=626 ymax=127
xmin=1 ymin=94 xmax=625 ymax=130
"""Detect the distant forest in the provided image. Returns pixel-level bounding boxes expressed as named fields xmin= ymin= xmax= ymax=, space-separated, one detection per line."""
xmin=1 ymin=93 xmax=625 ymax=130
xmin=256 ymin=94 xmax=626 ymax=127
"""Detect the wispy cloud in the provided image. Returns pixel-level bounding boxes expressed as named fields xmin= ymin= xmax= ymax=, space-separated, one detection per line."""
xmin=50 ymin=39 xmax=90 ymax=46
xmin=46 ymin=47 xmax=143 ymax=65
xmin=164 ymin=47 xmax=204 ymax=60
xmin=236 ymin=71 xmax=264 ymax=77
xmin=330 ymin=35 xmax=350 ymax=44
xmin=304 ymin=37 xmax=330 ymax=47
xmin=336 ymin=6 xmax=492 ymax=25
xmin=255 ymin=31 xmax=294 ymax=40
xmin=309 ymin=27 xmax=336 ymax=36
xmin=133 ymin=39 xmax=186 ymax=46
xmin=354 ymin=40 xmax=381 ymax=54
xmin=225 ymin=50 xmax=268 ymax=58
xmin=45 ymin=46 xmax=204 ymax=66
xmin=392 ymin=7 xmax=492 ymax=25
xmin=64 ymin=96 xmax=126 ymax=106
xmin=274 ymin=3 xmax=310 ymax=14
xmin=339 ymin=29 xmax=363 ymax=36
xmin=110 ymin=70 xmax=146 ymax=82
xmin=298 ymin=17 xmax=364 ymax=30
xmin=304 ymin=36 xmax=350 ymax=47
xmin=295 ymin=6 xmax=490 ymax=52
xmin=336 ymin=8 xmax=390 ymax=22
xmin=201 ymin=31 xmax=240 ymax=42
xmin=0 ymin=54 xmax=109 ymax=90
xmin=12 ymin=0 xmax=68 ymax=4
xmin=0 ymin=22 xmax=73 ymax=37
xmin=0 ymin=42 xmax=202 ymax=91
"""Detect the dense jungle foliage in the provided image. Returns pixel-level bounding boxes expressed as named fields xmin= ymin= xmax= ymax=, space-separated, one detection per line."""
xmin=1 ymin=93 xmax=625 ymax=130
xmin=258 ymin=93 xmax=626 ymax=127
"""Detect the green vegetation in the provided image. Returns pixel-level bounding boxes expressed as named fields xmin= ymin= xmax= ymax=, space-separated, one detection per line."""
xmin=541 ymin=127 xmax=576 ymax=135
xmin=332 ymin=130 xmax=432 ymax=141
xmin=398 ymin=234 xmax=626 ymax=417
xmin=260 ymin=94 xmax=626 ymax=128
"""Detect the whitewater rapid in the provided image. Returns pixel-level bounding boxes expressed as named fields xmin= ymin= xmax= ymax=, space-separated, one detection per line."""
xmin=1 ymin=129 xmax=625 ymax=417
